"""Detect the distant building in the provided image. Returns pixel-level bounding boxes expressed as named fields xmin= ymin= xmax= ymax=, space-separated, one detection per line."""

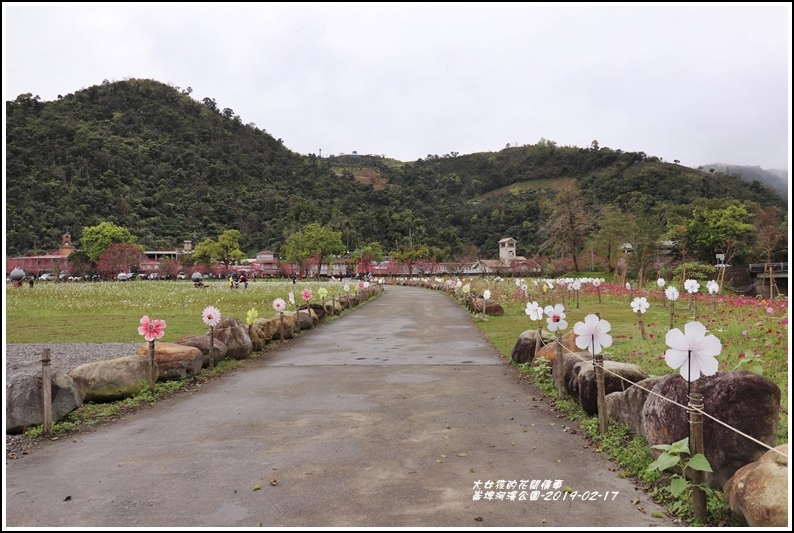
xmin=6 ymin=231 xmax=75 ymax=276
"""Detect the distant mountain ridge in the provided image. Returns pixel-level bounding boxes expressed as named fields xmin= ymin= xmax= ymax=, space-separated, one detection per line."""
xmin=700 ymin=163 xmax=788 ymax=201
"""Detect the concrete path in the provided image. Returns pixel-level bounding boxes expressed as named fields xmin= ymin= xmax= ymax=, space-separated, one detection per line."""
xmin=5 ymin=285 xmax=678 ymax=528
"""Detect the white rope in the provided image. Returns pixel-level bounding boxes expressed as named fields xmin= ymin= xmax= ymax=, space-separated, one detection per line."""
xmin=553 ymin=338 xmax=789 ymax=459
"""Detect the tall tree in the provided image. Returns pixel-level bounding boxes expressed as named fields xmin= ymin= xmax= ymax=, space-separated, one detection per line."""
xmin=687 ymin=204 xmax=757 ymax=265
xmin=539 ymin=183 xmax=592 ymax=272
xmin=282 ymin=223 xmax=345 ymax=277
xmin=80 ymin=221 xmax=138 ymax=262
xmin=95 ymin=242 xmax=145 ymax=277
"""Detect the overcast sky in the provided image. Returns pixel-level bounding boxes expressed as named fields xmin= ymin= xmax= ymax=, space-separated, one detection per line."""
xmin=3 ymin=2 xmax=792 ymax=171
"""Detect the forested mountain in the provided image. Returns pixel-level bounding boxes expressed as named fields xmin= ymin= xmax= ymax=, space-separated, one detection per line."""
xmin=699 ymin=163 xmax=788 ymax=200
xmin=5 ymin=78 xmax=787 ymax=262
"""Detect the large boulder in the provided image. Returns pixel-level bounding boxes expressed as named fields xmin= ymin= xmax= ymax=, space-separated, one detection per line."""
xmin=213 ymin=316 xmax=253 ymax=360
xmin=6 ymin=361 xmax=83 ymax=434
xmin=510 ymin=329 xmax=544 ymax=365
xmin=471 ymin=297 xmax=504 ymax=316
xmin=266 ymin=314 xmax=297 ymax=340
xmin=68 ymin=355 xmax=154 ymax=403
xmin=641 ymin=371 xmax=780 ymax=487
xmin=533 ymin=330 xmax=579 ymax=366
xmin=174 ymin=334 xmax=227 ymax=368
xmin=606 ymin=376 xmax=663 ymax=436
xmin=723 ymin=444 xmax=788 ymax=527
xmin=571 ymin=360 xmax=648 ymax=415
xmin=249 ymin=318 xmax=272 ymax=351
xmin=293 ymin=308 xmax=316 ymax=330
xmin=307 ymin=303 xmax=327 ymax=323
xmin=135 ymin=342 xmax=203 ymax=381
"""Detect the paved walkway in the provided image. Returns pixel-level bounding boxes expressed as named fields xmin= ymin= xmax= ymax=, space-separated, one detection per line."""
xmin=5 ymin=285 xmax=678 ymax=528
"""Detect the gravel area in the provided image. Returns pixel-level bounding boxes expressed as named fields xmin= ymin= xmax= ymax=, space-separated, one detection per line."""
xmin=5 ymin=342 xmax=142 ymax=373
xmin=5 ymin=342 xmax=144 ymax=461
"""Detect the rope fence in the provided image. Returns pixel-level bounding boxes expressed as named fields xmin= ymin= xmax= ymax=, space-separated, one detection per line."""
xmin=552 ymin=337 xmax=788 ymax=459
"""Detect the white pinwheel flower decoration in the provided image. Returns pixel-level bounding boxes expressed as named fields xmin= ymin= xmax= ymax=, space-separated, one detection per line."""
xmin=483 ymin=289 xmax=491 ymax=300
xmin=591 ymin=279 xmax=601 ymax=288
xmin=202 ymin=306 xmax=221 ymax=328
xmin=288 ymin=292 xmax=295 ymax=305
xmin=544 ymin=303 xmax=568 ymax=332
xmin=664 ymin=321 xmax=722 ymax=381
xmin=573 ymin=314 xmax=613 ymax=355
xmin=572 ymin=280 xmax=581 ymax=291
xmin=706 ymin=280 xmax=719 ymax=294
xmin=665 ymin=286 xmax=680 ymax=301
xmin=525 ymin=301 xmax=543 ymax=321
xmin=272 ymin=298 xmax=286 ymax=313
xmin=631 ymin=296 xmax=650 ymax=314
xmin=657 ymin=278 xmax=666 ymax=288
xmin=684 ymin=279 xmax=700 ymax=294
xmin=625 ymin=282 xmax=631 ymax=290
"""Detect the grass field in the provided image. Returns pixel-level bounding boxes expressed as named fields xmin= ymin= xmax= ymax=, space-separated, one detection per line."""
xmin=4 ymin=279 xmax=364 ymax=343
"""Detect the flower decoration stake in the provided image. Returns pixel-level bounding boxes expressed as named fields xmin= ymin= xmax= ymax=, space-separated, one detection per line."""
xmin=300 ymin=288 xmax=313 ymax=323
xmin=657 ymin=277 xmax=666 ymax=304
xmin=246 ymin=307 xmax=258 ymax=340
xmin=273 ymin=298 xmax=286 ymax=341
xmin=665 ymin=285 xmax=680 ymax=331
xmin=706 ymin=279 xmax=719 ymax=314
xmin=481 ymin=289 xmax=491 ymax=318
xmin=573 ymin=313 xmax=613 ymax=434
xmin=592 ymin=278 xmax=602 ymax=304
xmin=525 ymin=301 xmax=544 ymax=338
xmin=631 ymin=296 xmax=650 ymax=339
xmin=664 ymin=321 xmax=722 ymax=384
xmin=317 ymin=287 xmax=329 ymax=315
xmin=664 ymin=320 xmax=721 ymax=522
xmin=572 ymin=280 xmax=581 ymax=309
xmin=202 ymin=306 xmax=221 ymax=369
xmin=544 ymin=303 xmax=568 ymax=398
xmin=138 ymin=315 xmax=166 ymax=393
xmin=684 ymin=279 xmax=700 ymax=318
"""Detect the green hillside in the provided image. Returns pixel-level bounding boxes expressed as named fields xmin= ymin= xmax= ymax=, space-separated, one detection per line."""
xmin=5 ymin=78 xmax=786 ymax=264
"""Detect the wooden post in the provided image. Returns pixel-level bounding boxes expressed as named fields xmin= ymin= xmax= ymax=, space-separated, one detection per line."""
xmin=148 ymin=340 xmax=156 ymax=393
xmin=638 ymin=312 xmax=646 ymax=339
xmin=41 ymin=348 xmax=53 ymax=437
xmin=208 ymin=327 xmax=215 ymax=370
xmin=688 ymin=392 xmax=707 ymax=522
xmin=553 ymin=332 xmax=567 ymax=398
xmin=279 ymin=312 xmax=285 ymax=343
xmin=481 ymin=297 xmax=487 ymax=319
xmin=669 ymin=299 xmax=675 ymax=331
xmin=595 ymin=351 xmax=608 ymax=435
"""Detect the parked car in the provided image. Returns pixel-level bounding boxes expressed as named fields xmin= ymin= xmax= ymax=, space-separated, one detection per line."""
xmin=58 ymin=271 xmax=70 ymax=281
xmin=147 ymin=273 xmax=160 ymax=280
xmin=38 ymin=273 xmax=55 ymax=281
xmin=117 ymin=272 xmax=134 ymax=281
xmin=176 ymin=272 xmax=187 ymax=280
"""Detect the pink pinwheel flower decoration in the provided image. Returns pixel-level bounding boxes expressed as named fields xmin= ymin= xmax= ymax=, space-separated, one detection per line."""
xmin=273 ymin=298 xmax=286 ymax=313
xmin=138 ymin=316 xmax=166 ymax=341
xmin=573 ymin=314 xmax=612 ymax=355
xmin=664 ymin=321 xmax=722 ymax=381
xmin=301 ymin=288 xmax=313 ymax=302
xmin=358 ymin=282 xmax=365 ymax=290
xmin=202 ymin=306 xmax=221 ymax=327
xmin=544 ymin=303 xmax=567 ymax=332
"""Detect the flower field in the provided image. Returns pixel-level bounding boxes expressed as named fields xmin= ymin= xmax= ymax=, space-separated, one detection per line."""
xmin=459 ymin=276 xmax=790 ymax=445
